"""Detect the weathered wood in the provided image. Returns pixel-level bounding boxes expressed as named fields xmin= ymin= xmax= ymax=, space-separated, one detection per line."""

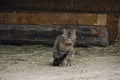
xmin=118 ymin=16 xmax=120 ymax=32
xmin=106 ymin=14 xmax=119 ymax=44
xmin=0 ymin=12 xmax=97 ymax=25
xmin=96 ymin=14 xmax=107 ymax=26
xmin=0 ymin=0 xmax=120 ymax=13
xmin=0 ymin=25 xmax=109 ymax=47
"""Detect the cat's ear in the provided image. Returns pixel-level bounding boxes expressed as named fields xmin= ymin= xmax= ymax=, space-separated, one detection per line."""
xmin=63 ymin=28 xmax=67 ymax=34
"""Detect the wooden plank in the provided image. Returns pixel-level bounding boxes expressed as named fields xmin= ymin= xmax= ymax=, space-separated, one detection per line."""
xmin=96 ymin=14 xmax=107 ymax=26
xmin=0 ymin=12 xmax=97 ymax=25
xmin=106 ymin=14 xmax=119 ymax=44
xmin=118 ymin=16 xmax=120 ymax=32
xmin=0 ymin=0 xmax=120 ymax=13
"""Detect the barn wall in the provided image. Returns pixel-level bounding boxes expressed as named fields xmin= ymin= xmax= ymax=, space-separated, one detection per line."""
xmin=0 ymin=0 xmax=120 ymax=13
xmin=0 ymin=0 xmax=119 ymax=45
xmin=0 ymin=12 xmax=102 ymax=25
xmin=0 ymin=12 xmax=118 ymax=44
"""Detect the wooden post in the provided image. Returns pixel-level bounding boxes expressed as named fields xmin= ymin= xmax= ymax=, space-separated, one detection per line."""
xmin=118 ymin=16 xmax=120 ymax=33
xmin=106 ymin=14 xmax=119 ymax=44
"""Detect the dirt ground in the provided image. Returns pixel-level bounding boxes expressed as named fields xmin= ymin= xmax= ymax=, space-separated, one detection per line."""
xmin=0 ymin=41 xmax=120 ymax=80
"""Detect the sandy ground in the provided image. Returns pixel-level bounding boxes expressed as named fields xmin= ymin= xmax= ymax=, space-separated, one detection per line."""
xmin=0 ymin=41 xmax=120 ymax=80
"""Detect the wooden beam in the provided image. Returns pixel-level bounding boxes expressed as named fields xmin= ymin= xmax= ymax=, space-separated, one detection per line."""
xmin=0 ymin=12 xmax=97 ymax=25
xmin=106 ymin=13 xmax=119 ymax=44
xmin=118 ymin=16 xmax=120 ymax=32
xmin=0 ymin=0 xmax=120 ymax=13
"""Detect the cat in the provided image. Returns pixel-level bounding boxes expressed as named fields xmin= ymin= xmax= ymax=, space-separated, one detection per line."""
xmin=53 ymin=28 xmax=76 ymax=66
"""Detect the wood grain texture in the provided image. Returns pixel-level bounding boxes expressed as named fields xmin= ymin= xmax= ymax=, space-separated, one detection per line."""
xmin=0 ymin=13 xmax=97 ymax=25
xmin=107 ymin=14 xmax=119 ymax=44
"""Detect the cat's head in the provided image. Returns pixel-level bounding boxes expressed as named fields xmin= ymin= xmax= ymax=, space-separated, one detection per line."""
xmin=60 ymin=28 xmax=76 ymax=45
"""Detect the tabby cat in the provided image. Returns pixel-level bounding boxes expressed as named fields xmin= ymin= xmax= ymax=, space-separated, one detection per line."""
xmin=53 ymin=28 xmax=76 ymax=66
